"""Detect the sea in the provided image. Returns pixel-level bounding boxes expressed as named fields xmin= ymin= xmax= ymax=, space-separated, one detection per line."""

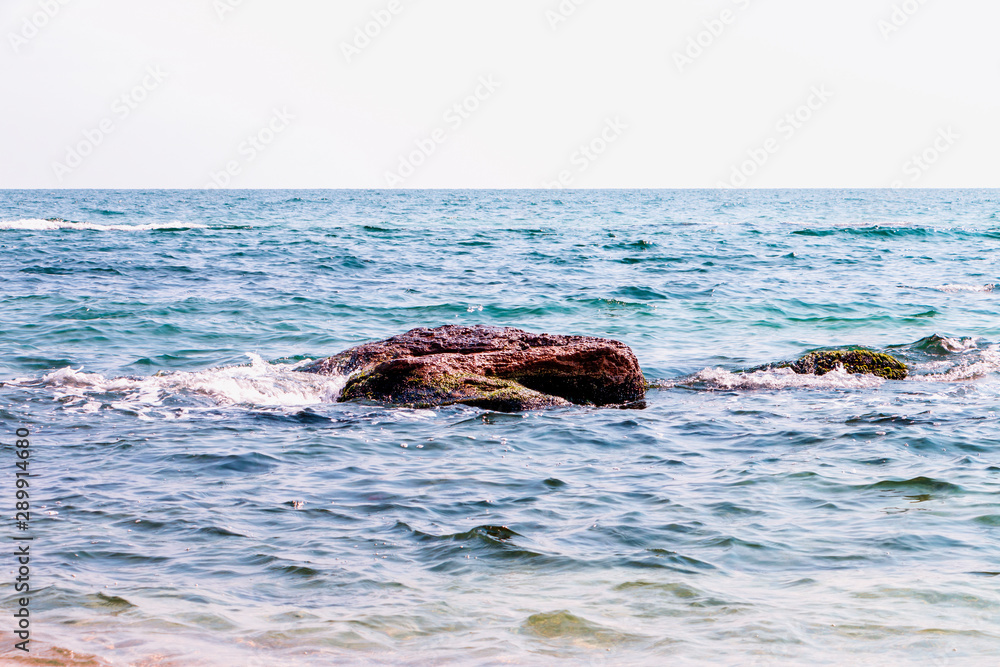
xmin=1 ymin=189 xmax=998 ymax=666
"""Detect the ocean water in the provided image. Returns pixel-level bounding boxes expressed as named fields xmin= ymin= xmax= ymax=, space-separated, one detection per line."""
xmin=1 ymin=189 xmax=999 ymax=666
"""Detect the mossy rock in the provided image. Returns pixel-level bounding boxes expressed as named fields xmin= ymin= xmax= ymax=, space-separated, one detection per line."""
xmin=340 ymin=367 xmax=570 ymax=411
xmin=306 ymin=325 xmax=647 ymax=412
xmin=791 ymin=349 xmax=908 ymax=380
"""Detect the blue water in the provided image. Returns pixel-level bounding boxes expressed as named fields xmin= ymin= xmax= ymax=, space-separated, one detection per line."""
xmin=2 ymin=189 xmax=999 ymax=665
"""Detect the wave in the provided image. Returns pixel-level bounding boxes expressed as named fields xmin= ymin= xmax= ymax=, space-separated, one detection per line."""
xmin=933 ymin=284 xmax=995 ymax=293
xmin=900 ymin=335 xmax=1000 ymax=381
xmin=12 ymin=354 xmax=345 ymax=415
xmin=0 ymin=218 xmax=206 ymax=231
xmin=907 ymin=334 xmax=979 ymax=354
xmin=675 ymin=336 xmax=1000 ymax=391
xmin=792 ymin=225 xmax=933 ymax=238
xmin=908 ymin=345 xmax=1000 ymax=382
xmin=674 ymin=366 xmax=886 ymax=391
xmin=84 ymin=208 xmax=127 ymax=217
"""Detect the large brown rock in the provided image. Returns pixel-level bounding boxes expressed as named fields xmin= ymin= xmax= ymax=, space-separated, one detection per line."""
xmin=300 ymin=325 xmax=647 ymax=412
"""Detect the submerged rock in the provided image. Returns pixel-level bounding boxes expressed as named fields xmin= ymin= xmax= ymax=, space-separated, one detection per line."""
xmin=301 ymin=325 xmax=647 ymax=412
xmin=789 ymin=349 xmax=908 ymax=380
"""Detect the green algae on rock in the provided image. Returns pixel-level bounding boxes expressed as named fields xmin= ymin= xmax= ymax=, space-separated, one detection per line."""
xmin=339 ymin=364 xmax=571 ymax=412
xmin=789 ymin=349 xmax=908 ymax=380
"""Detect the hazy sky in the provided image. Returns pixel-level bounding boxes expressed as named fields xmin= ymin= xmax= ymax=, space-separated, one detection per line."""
xmin=2 ymin=0 xmax=997 ymax=188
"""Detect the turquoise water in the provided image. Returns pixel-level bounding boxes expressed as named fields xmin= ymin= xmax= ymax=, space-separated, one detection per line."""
xmin=1 ymin=189 xmax=999 ymax=665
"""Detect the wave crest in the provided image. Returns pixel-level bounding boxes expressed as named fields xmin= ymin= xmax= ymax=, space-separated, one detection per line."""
xmin=20 ymin=354 xmax=345 ymax=415
xmin=934 ymin=284 xmax=995 ymax=293
xmin=678 ymin=366 xmax=886 ymax=391
xmin=910 ymin=345 xmax=1000 ymax=382
xmin=0 ymin=218 xmax=206 ymax=231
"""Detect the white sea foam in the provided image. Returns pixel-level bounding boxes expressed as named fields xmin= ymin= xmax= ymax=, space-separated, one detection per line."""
xmin=25 ymin=354 xmax=346 ymax=413
xmin=678 ymin=344 xmax=1000 ymax=390
xmin=0 ymin=218 xmax=206 ymax=231
xmin=909 ymin=345 xmax=1000 ymax=382
xmin=682 ymin=365 xmax=886 ymax=391
xmin=934 ymin=284 xmax=995 ymax=293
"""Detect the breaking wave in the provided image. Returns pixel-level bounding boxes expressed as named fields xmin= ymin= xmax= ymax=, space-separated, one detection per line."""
xmin=675 ymin=336 xmax=1000 ymax=391
xmin=11 ymin=354 xmax=345 ymax=416
xmin=908 ymin=344 xmax=1000 ymax=382
xmin=675 ymin=366 xmax=886 ymax=391
xmin=934 ymin=284 xmax=995 ymax=293
xmin=0 ymin=218 xmax=206 ymax=231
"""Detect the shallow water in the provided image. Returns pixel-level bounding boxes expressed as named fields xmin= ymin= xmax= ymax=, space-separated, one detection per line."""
xmin=1 ymin=189 xmax=999 ymax=665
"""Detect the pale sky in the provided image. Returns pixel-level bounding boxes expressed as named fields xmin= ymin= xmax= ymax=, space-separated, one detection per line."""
xmin=1 ymin=0 xmax=997 ymax=188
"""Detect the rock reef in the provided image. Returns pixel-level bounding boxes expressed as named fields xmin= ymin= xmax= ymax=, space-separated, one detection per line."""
xmin=301 ymin=325 xmax=647 ymax=412
xmin=759 ymin=348 xmax=908 ymax=380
